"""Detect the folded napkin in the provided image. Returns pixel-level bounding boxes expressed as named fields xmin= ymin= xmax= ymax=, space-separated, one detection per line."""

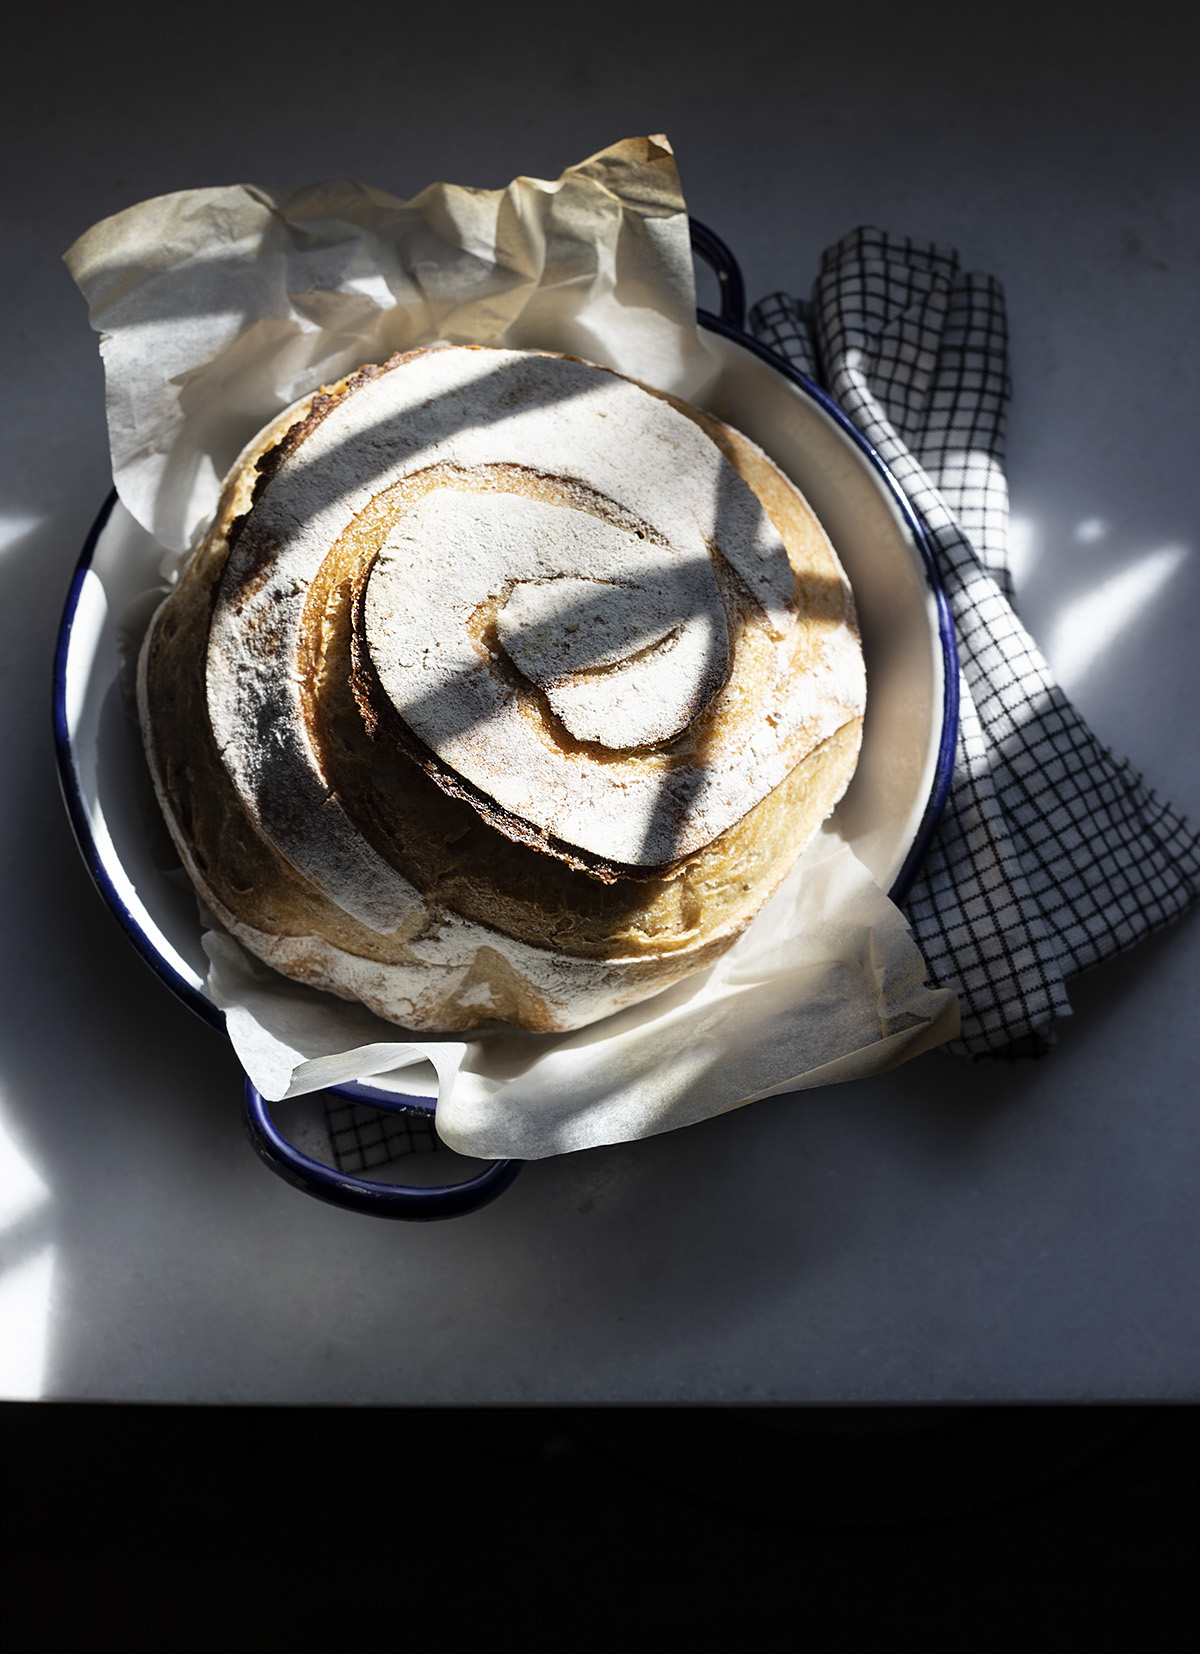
xmin=750 ymin=227 xmax=1199 ymax=1057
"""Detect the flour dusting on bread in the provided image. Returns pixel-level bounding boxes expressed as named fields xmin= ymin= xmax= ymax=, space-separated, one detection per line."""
xmin=138 ymin=345 xmax=866 ymax=1033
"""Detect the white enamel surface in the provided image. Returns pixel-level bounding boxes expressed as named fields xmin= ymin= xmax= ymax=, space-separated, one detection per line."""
xmin=63 ymin=524 xmax=209 ymax=998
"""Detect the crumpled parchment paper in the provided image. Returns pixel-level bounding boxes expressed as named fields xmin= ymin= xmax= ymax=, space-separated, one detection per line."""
xmin=66 ymin=134 xmax=960 ymax=1161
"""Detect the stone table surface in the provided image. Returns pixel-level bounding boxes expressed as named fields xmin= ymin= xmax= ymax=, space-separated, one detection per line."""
xmin=2 ymin=3 xmax=1197 ymax=1402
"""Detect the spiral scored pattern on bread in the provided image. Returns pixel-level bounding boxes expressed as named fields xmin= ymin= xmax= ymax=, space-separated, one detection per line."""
xmin=138 ymin=345 xmax=866 ymax=1033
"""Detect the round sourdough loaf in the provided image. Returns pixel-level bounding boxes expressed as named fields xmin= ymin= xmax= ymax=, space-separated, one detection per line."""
xmin=138 ymin=345 xmax=866 ymax=1033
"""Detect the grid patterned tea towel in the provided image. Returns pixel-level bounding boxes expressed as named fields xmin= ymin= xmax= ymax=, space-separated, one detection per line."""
xmin=750 ymin=226 xmax=1200 ymax=1057
xmin=325 ymin=1097 xmax=441 ymax=1174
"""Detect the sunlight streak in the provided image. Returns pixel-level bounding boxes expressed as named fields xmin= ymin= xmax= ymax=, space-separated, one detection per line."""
xmin=0 ymin=513 xmax=46 ymax=557
xmin=0 ymin=1114 xmax=49 ymax=1228
xmin=64 ymin=569 xmax=109 ymax=740
xmin=0 ymin=1247 xmax=56 ymax=1399
xmin=0 ymin=1112 xmax=55 ymax=1399
xmin=1007 ymin=514 xmax=1039 ymax=588
xmin=1048 ymin=545 xmax=1190 ymax=692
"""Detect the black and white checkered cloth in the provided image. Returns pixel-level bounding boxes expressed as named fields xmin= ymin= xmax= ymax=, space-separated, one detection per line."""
xmin=325 ymin=1097 xmax=441 ymax=1174
xmin=751 ymin=226 xmax=1200 ymax=1057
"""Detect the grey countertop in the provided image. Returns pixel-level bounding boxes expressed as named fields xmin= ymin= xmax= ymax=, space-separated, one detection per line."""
xmin=2 ymin=4 xmax=1197 ymax=1402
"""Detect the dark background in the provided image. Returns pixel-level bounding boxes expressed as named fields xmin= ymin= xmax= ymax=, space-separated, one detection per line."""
xmin=2 ymin=1402 xmax=1197 ymax=1651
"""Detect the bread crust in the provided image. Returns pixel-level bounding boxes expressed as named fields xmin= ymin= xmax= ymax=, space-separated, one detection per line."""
xmin=138 ymin=346 xmax=865 ymax=1032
